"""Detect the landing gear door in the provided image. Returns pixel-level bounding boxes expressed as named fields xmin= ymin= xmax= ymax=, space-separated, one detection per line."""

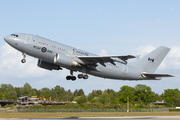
xmin=122 ymin=65 xmax=128 ymax=75
xmin=25 ymin=35 xmax=32 ymax=44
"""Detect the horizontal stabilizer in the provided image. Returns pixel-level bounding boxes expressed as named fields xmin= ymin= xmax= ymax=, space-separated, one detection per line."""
xmin=141 ymin=73 xmax=174 ymax=80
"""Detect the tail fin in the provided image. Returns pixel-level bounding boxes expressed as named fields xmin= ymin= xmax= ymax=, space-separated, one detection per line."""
xmin=129 ymin=46 xmax=170 ymax=73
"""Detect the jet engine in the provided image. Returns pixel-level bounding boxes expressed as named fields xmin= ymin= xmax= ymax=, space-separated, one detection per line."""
xmin=54 ymin=53 xmax=80 ymax=67
xmin=37 ymin=59 xmax=61 ymax=71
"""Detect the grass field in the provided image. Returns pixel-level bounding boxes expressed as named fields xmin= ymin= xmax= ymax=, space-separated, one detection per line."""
xmin=0 ymin=112 xmax=180 ymax=118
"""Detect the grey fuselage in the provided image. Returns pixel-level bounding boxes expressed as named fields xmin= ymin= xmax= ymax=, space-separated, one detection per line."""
xmin=4 ymin=33 xmax=144 ymax=80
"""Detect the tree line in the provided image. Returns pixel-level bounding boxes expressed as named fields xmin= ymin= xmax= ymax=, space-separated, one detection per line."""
xmin=0 ymin=83 xmax=180 ymax=107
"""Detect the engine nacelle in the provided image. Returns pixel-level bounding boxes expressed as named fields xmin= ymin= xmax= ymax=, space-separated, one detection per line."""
xmin=54 ymin=53 xmax=80 ymax=67
xmin=37 ymin=59 xmax=61 ymax=71
xmin=54 ymin=54 xmax=80 ymax=66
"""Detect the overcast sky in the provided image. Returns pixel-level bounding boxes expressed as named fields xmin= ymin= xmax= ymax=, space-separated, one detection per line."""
xmin=0 ymin=1 xmax=180 ymax=95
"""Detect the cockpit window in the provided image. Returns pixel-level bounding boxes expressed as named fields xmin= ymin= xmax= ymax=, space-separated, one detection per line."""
xmin=10 ymin=34 xmax=19 ymax=37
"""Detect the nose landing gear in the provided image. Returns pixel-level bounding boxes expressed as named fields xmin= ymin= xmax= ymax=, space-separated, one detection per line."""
xmin=21 ymin=53 xmax=26 ymax=63
xmin=21 ymin=59 xmax=26 ymax=63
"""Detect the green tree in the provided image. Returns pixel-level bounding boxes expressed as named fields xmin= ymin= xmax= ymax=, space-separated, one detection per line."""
xmin=87 ymin=90 xmax=102 ymax=102
xmin=73 ymin=89 xmax=78 ymax=97
xmin=87 ymin=93 xmax=94 ymax=102
xmin=22 ymin=83 xmax=32 ymax=96
xmin=40 ymin=87 xmax=51 ymax=100
xmin=74 ymin=95 xmax=87 ymax=104
xmin=174 ymin=93 xmax=180 ymax=106
xmin=154 ymin=93 xmax=163 ymax=101
xmin=92 ymin=90 xmax=102 ymax=96
xmin=99 ymin=92 xmax=110 ymax=104
xmin=135 ymin=84 xmax=155 ymax=104
xmin=51 ymin=85 xmax=66 ymax=101
xmin=8 ymin=84 xmax=17 ymax=99
xmin=0 ymin=88 xmax=8 ymax=100
xmin=90 ymin=98 xmax=98 ymax=103
xmin=164 ymin=89 xmax=180 ymax=106
xmin=15 ymin=87 xmax=22 ymax=97
xmin=67 ymin=89 xmax=74 ymax=101
xmin=31 ymin=88 xmax=39 ymax=97
xmin=73 ymin=89 xmax=85 ymax=96
xmin=118 ymin=85 xmax=137 ymax=104
xmin=0 ymin=84 xmax=17 ymax=99
xmin=0 ymin=84 xmax=8 ymax=91
xmin=106 ymin=89 xmax=119 ymax=103
xmin=78 ymin=89 xmax=84 ymax=96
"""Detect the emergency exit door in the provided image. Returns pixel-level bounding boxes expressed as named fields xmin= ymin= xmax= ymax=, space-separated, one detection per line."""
xmin=122 ymin=65 xmax=128 ymax=75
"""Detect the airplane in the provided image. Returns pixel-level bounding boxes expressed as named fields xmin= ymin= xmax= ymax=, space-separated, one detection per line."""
xmin=4 ymin=33 xmax=173 ymax=81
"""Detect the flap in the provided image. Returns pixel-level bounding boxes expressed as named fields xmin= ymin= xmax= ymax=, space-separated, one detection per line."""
xmin=78 ymin=55 xmax=136 ymax=65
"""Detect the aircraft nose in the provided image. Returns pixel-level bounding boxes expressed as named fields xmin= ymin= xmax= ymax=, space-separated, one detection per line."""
xmin=4 ymin=36 xmax=10 ymax=43
xmin=4 ymin=36 xmax=10 ymax=42
xmin=4 ymin=35 xmax=14 ymax=45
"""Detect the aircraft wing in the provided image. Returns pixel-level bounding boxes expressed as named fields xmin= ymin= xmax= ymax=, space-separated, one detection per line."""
xmin=142 ymin=73 xmax=174 ymax=79
xmin=78 ymin=55 xmax=136 ymax=65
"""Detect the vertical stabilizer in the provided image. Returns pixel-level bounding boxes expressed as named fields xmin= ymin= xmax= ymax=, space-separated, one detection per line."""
xmin=129 ymin=46 xmax=170 ymax=73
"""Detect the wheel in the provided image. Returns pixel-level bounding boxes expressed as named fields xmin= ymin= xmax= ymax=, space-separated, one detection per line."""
xmin=66 ymin=76 xmax=71 ymax=80
xmin=21 ymin=59 xmax=26 ymax=63
xmin=71 ymin=76 xmax=76 ymax=81
xmin=78 ymin=74 xmax=83 ymax=79
xmin=83 ymin=75 xmax=88 ymax=79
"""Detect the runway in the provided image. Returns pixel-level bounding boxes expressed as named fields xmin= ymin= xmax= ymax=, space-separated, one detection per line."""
xmin=1 ymin=116 xmax=180 ymax=120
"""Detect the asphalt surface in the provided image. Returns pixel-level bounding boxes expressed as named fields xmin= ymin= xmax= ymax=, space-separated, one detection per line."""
xmin=1 ymin=116 xmax=180 ymax=120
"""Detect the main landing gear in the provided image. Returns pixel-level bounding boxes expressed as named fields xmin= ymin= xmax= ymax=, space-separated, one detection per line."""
xmin=79 ymin=65 xmax=88 ymax=79
xmin=66 ymin=69 xmax=76 ymax=81
xmin=66 ymin=76 xmax=76 ymax=81
xmin=66 ymin=66 xmax=89 ymax=81
xmin=21 ymin=53 xmax=26 ymax=63
xmin=66 ymin=74 xmax=89 ymax=81
xmin=78 ymin=74 xmax=88 ymax=79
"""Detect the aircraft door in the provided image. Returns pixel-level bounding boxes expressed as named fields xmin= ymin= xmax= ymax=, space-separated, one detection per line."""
xmin=25 ymin=35 xmax=32 ymax=44
xmin=122 ymin=65 xmax=128 ymax=75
